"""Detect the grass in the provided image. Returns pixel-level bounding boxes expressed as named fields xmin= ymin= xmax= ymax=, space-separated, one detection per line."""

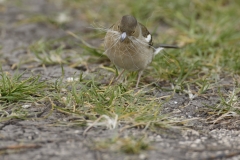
xmin=0 ymin=70 xmax=47 ymax=122
xmin=0 ymin=70 xmax=46 ymax=102
xmin=2 ymin=0 xmax=240 ymax=155
xmin=93 ymin=136 xmax=149 ymax=154
xmin=52 ymin=75 xmax=174 ymax=128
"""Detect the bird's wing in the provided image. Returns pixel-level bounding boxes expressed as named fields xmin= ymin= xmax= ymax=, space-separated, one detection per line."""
xmin=139 ymin=23 xmax=153 ymax=46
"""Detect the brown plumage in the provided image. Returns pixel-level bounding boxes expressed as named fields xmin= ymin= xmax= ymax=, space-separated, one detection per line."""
xmin=104 ymin=15 xmax=177 ymax=88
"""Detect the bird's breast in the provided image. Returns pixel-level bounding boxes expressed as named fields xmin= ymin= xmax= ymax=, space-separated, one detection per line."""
xmin=104 ymin=32 xmax=154 ymax=71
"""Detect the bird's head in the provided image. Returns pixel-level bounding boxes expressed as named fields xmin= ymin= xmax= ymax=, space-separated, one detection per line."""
xmin=119 ymin=15 xmax=138 ymax=42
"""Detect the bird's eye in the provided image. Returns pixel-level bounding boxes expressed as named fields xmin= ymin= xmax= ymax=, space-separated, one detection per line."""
xmin=132 ymin=31 xmax=135 ymax=34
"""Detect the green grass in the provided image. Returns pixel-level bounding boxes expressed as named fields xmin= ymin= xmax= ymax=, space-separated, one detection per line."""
xmin=0 ymin=70 xmax=47 ymax=122
xmin=52 ymin=76 xmax=173 ymax=127
xmin=93 ymin=136 xmax=149 ymax=154
xmin=0 ymin=70 xmax=46 ymax=102
xmin=29 ymin=39 xmax=71 ymax=65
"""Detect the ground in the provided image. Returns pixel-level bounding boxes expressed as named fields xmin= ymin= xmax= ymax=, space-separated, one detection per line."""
xmin=1 ymin=0 xmax=240 ymax=160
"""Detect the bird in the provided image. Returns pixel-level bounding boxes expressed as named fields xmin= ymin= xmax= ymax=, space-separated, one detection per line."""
xmin=104 ymin=15 xmax=178 ymax=88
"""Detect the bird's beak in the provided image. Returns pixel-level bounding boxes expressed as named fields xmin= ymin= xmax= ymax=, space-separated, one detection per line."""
xmin=120 ymin=32 xmax=127 ymax=42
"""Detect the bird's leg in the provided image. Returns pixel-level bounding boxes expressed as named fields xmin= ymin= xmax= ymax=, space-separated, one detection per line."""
xmin=114 ymin=69 xmax=125 ymax=83
xmin=136 ymin=70 xmax=143 ymax=88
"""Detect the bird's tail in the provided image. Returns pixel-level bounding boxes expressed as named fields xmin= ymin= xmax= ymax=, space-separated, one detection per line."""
xmin=154 ymin=44 xmax=179 ymax=55
xmin=158 ymin=44 xmax=179 ymax=49
xmin=154 ymin=47 xmax=164 ymax=56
